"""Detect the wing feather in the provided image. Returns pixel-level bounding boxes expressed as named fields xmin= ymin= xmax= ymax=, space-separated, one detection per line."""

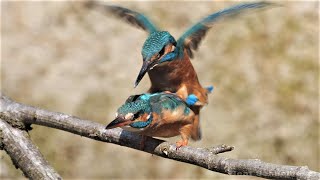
xmin=176 ymin=1 xmax=276 ymax=58
xmin=86 ymin=1 xmax=158 ymax=33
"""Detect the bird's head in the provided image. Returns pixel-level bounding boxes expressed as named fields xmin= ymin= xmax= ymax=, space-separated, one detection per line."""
xmin=135 ymin=31 xmax=177 ymax=87
xmin=106 ymin=97 xmax=153 ymax=129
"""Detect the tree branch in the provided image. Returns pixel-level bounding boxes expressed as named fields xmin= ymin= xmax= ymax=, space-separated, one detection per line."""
xmin=0 ymin=94 xmax=319 ymax=179
xmin=0 ymin=119 xmax=61 ymax=179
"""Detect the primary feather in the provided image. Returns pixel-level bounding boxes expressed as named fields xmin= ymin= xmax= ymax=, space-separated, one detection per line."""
xmin=86 ymin=1 xmax=157 ymax=33
xmin=87 ymin=1 xmax=274 ymax=60
xmin=176 ymin=1 xmax=275 ymax=58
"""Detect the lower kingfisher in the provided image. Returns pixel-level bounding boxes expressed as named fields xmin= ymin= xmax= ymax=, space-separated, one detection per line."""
xmin=88 ymin=2 xmax=274 ymax=142
xmin=106 ymin=92 xmax=196 ymax=148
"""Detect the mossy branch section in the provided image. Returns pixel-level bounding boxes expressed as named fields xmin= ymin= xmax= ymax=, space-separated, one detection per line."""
xmin=0 ymin=94 xmax=319 ymax=179
xmin=0 ymin=119 xmax=61 ymax=179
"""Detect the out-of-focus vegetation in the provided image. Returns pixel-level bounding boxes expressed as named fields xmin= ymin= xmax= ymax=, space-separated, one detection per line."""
xmin=1 ymin=1 xmax=319 ymax=179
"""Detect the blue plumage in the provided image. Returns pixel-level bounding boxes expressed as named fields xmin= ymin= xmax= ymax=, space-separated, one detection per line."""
xmin=106 ymin=92 xmax=197 ymax=147
xmin=206 ymin=86 xmax=214 ymax=93
xmin=186 ymin=94 xmax=199 ymax=106
xmin=142 ymin=31 xmax=176 ymax=61
xmin=130 ymin=113 xmax=153 ymax=128
xmin=117 ymin=100 xmax=150 ymax=115
xmin=90 ymin=3 xmax=158 ymax=33
xmin=184 ymin=87 xmax=213 ymax=106
xmin=106 ymin=92 xmax=193 ymax=130
xmin=176 ymin=2 xmax=274 ymax=58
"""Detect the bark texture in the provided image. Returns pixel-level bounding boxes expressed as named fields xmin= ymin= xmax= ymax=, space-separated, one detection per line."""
xmin=0 ymin=119 xmax=61 ymax=179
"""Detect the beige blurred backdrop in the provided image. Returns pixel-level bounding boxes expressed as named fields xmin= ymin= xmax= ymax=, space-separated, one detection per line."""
xmin=1 ymin=1 xmax=319 ymax=179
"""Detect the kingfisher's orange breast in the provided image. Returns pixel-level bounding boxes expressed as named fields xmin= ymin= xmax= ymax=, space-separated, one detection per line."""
xmin=147 ymin=54 xmax=209 ymax=105
xmin=139 ymin=108 xmax=195 ymax=138
xmin=148 ymin=55 xmax=198 ymax=90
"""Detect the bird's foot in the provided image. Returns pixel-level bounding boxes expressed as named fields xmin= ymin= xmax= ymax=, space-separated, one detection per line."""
xmin=175 ymin=139 xmax=188 ymax=150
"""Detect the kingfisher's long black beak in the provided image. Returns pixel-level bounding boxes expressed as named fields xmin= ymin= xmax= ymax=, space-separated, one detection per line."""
xmin=106 ymin=116 xmax=131 ymax=129
xmin=134 ymin=60 xmax=150 ymax=88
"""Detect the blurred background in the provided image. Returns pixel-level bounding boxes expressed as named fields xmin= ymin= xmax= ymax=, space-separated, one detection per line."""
xmin=1 ymin=1 xmax=319 ymax=179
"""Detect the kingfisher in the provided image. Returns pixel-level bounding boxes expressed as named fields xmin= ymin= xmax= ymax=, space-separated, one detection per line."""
xmin=106 ymin=92 xmax=196 ymax=148
xmin=88 ymin=1 xmax=274 ymax=141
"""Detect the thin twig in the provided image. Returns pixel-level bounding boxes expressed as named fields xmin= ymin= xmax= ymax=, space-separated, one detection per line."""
xmin=0 ymin=94 xmax=319 ymax=179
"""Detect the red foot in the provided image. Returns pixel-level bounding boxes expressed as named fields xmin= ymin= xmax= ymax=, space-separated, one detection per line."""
xmin=175 ymin=140 xmax=188 ymax=150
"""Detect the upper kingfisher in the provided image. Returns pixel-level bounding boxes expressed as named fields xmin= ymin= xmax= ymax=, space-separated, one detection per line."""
xmin=88 ymin=1 xmax=274 ymax=142
xmin=106 ymin=92 xmax=196 ymax=148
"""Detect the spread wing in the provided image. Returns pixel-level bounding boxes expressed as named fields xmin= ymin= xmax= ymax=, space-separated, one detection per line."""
xmin=86 ymin=1 xmax=158 ymax=33
xmin=176 ymin=2 xmax=275 ymax=58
